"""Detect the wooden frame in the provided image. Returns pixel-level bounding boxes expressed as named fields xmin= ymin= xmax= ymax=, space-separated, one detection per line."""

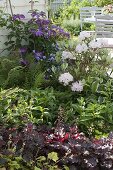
xmin=95 ymin=15 xmax=113 ymax=38
xmin=80 ymin=6 xmax=102 ymax=30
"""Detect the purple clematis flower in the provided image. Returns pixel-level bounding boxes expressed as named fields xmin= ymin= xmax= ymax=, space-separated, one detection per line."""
xmin=35 ymin=29 xmax=43 ymax=36
xmin=42 ymin=19 xmax=50 ymax=25
xmin=20 ymin=59 xmax=28 ymax=66
xmin=31 ymin=11 xmax=37 ymax=18
xmin=65 ymin=32 xmax=70 ymax=38
xmin=33 ymin=50 xmax=43 ymax=61
xmin=31 ymin=11 xmax=41 ymax=18
xmin=12 ymin=14 xmax=25 ymax=20
xmin=19 ymin=47 xmax=27 ymax=55
xmin=51 ymin=25 xmax=58 ymax=29
xmin=29 ymin=29 xmax=36 ymax=35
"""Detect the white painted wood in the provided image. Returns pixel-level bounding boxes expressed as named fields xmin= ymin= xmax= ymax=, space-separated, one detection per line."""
xmin=80 ymin=6 xmax=102 ymax=30
xmin=51 ymin=0 xmax=70 ymax=13
xmin=95 ymin=15 xmax=113 ymax=38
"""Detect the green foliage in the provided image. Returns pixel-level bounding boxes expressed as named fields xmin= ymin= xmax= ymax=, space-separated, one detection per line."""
xmin=0 ymin=87 xmax=65 ymax=127
xmin=5 ymin=66 xmax=25 ymax=88
xmin=0 ymin=10 xmax=9 ymax=27
xmin=52 ymin=0 xmax=95 ymax=35
xmin=0 ymin=54 xmax=55 ymax=89
xmin=0 ymin=156 xmax=29 ymax=170
xmin=61 ymin=0 xmax=91 ymax=19
xmin=35 ymin=152 xmax=69 ymax=170
xmin=0 ymin=56 xmax=19 ymax=87
xmin=93 ymin=0 xmax=113 ymax=6
xmin=0 ymin=88 xmax=50 ymax=126
xmin=50 ymin=34 xmax=113 ymax=136
xmin=1 ymin=152 xmax=68 ymax=170
xmin=73 ymin=96 xmax=113 ymax=135
xmin=62 ymin=18 xmax=81 ymax=35
xmin=62 ymin=18 xmax=94 ymax=35
xmin=36 ymin=152 xmax=59 ymax=170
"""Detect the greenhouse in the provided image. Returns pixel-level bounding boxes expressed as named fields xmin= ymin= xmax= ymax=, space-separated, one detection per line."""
xmin=1 ymin=0 xmax=113 ymax=170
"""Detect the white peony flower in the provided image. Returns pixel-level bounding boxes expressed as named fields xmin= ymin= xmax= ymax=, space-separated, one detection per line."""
xmin=78 ymin=31 xmax=91 ymax=41
xmin=89 ymin=40 xmax=102 ymax=49
xmin=76 ymin=43 xmax=88 ymax=53
xmin=71 ymin=81 xmax=83 ymax=92
xmin=58 ymin=72 xmax=74 ymax=86
xmin=62 ymin=51 xmax=74 ymax=60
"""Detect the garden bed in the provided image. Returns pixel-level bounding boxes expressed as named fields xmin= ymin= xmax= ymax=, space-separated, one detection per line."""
xmin=0 ymin=8 xmax=113 ymax=170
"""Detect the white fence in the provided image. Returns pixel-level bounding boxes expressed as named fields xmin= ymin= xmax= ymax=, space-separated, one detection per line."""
xmin=0 ymin=0 xmax=47 ymax=16
xmin=51 ymin=0 xmax=71 ymax=13
xmin=0 ymin=0 xmax=47 ymax=56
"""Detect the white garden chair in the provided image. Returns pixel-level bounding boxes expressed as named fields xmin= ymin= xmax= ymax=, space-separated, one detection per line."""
xmin=95 ymin=15 xmax=113 ymax=48
xmin=80 ymin=6 xmax=102 ymax=31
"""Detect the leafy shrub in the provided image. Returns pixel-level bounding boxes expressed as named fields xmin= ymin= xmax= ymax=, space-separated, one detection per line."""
xmin=62 ymin=18 xmax=81 ymax=36
xmin=93 ymin=0 xmax=113 ymax=7
xmin=50 ymin=32 xmax=113 ymax=135
xmin=0 ymin=53 xmax=59 ymax=88
xmin=0 ymin=88 xmax=63 ymax=127
xmin=0 ymin=11 xmax=70 ymax=88
xmin=1 ymin=11 xmax=69 ymax=55
xmin=62 ymin=18 xmax=94 ymax=36
xmin=1 ymin=86 xmax=113 ymax=136
xmin=55 ymin=33 xmax=111 ymax=90
xmin=52 ymin=0 xmax=92 ymax=32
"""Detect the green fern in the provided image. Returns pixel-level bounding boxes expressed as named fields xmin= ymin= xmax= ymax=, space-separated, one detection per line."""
xmin=5 ymin=66 xmax=25 ymax=88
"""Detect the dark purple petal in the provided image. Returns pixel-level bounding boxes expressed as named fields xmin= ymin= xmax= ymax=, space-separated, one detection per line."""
xmin=64 ymin=32 xmax=70 ymax=38
xmin=20 ymin=59 xmax=28 ymax=66
xmin=31 ymin=11 xmax=40 ymax=18
xmin=12 ymin=14 xmax=25 ymax=20
xmin=33 ymin=50 xmax=43 ymax=61
xmin=42 ymin=19 xmax=51 ymax=25
xmin=19 ymin=14 xmax=25 ymax=19
xmin=35 ymin=56 xmax=40 ymax=61
xmin=19 ymin=47 xmax=27 ymax=54
xmin=29 ymin=29 xmax=36 ymax=34
xmin=35 ymin=29 xmax=43 ymax=36
xmin=51 ymin=25 xmax=58 ymax=29
xmin=40 ymin=11 xmax=46 ymax=17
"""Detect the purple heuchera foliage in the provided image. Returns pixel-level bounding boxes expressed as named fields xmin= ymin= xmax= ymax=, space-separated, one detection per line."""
xmin=1 ymin=123 xmax=113 ymax=169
